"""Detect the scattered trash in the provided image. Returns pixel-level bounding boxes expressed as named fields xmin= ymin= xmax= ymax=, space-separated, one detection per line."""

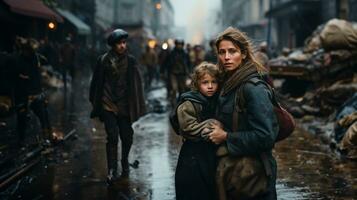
xmin=130 ymin=160 xmax=139 ymax=169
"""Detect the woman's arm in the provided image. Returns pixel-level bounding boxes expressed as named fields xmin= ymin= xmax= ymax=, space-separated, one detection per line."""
xmin=210 ymin=83 xmax=278 ymax=156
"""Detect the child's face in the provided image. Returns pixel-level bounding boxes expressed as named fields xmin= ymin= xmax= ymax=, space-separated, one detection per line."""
xmin=198 ymin=74 xmax=218 ymax=97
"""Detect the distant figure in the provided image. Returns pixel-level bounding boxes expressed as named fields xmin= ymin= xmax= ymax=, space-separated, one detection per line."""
xmin=255 ymin=41 xmax=269 ymax=67
xmin=255 ymin=41 xmax=273 ymax=86
xmin=39 ymin=37 xmax=59 ymax=68
xmin=166 ymin=39 xmax=191 ymax=106
xmin=59 ymin=37 xmax=76 ymax=91
xmin=158 ymin=43 xmax=171 ymax=96
xmin=204 ymin=39 xmax=217 ymax=63
xmin=89 ymin=29 xmax=146 ymax=184
xmin=15 ymin=38 xmax=53 ymax=145
xmin=190 ymin=45 xmax=205 ymax=67
xmin=185 ymin=43 xmax=193 ymax=70
xmin=140 ymin=45 xmax=158 ymax=88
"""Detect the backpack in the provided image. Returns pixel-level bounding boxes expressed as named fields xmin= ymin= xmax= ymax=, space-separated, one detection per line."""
xmin=169 ymin=97 xmax=200 ymax=135
xmin=237 ymin=77 xmax=295 ymax=142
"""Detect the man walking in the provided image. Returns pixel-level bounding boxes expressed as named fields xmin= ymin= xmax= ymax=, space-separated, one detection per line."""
xmin=165 ymin=39 xmax=190 ymax=106
xmin=89 ymin=29 xmax=146 ymax=184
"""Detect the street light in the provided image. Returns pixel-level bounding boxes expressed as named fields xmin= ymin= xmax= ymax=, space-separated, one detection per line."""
xmin=148 ymin=39 xmax=156 ymax=48
xmin=162 ymin=42 xmax=168 ymax=50
xmin=155 ymin=3 xmax=162 ymax=10
xmin=48 ymin=22 xmax=56 ymax=30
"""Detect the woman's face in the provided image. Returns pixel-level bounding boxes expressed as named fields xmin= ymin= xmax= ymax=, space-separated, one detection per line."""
xmin=217 ymin=40 xmax=244 ymax=71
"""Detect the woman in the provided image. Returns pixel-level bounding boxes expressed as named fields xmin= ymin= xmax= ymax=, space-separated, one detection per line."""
xmin=208 ymin=27 xmax=279 ymax=200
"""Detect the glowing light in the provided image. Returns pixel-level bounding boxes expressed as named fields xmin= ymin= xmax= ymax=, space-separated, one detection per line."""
xmin=155 ymin=3 xmax=162 ymax=10
xmin=162 ymin=42 xmax=168 ymax=50
xmin=48 ymin=22 xmax=56 ymax=29
xmin=167 ymin=38 xmax=174 ymax=47
xmin=148 ymin=39 xmax=157 ymax=48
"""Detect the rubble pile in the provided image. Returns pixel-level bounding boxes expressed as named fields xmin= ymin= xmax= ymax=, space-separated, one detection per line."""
xmin=269 ymin=19 xmax=357 ymax=72
xmin=269 ymin=19 xmax=357 ymax=160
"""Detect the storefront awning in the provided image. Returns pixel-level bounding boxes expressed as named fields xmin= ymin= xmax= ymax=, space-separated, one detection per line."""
xmin=3 ymin=0 xmax=63 ymax=22
xmin=55 ymin=8 xmax=91 ymax=35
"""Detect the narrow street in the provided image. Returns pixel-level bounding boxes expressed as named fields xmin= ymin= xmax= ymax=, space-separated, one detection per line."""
xmin=1 ymin=1 xmax=357 ymax=200
xmin=2 ymin=71 xmax=356 ymax=200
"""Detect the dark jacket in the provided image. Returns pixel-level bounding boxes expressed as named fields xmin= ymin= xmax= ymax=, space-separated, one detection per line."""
xmin=89 ymin=51 xmax=146 ymax=123
xmin=166 ymin=48 xmax=191 ymax=75
xmin=175 ymin=91 xmax=218 ymax=200
xmin=216 ymin=77 xmax=279 ymax=200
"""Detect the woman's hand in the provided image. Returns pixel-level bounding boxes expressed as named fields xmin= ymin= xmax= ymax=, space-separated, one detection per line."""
xmin=209 ymin=123 xmax=227 ymax=144
xmin=201 ymin=119 xmax=223 ymax=141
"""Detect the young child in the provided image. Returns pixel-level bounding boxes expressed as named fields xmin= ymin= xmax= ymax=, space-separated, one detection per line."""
xmin=174 ymin=62 xmax=221 ymax=200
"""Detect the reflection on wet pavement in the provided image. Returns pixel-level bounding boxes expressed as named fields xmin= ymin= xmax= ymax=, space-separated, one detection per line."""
xmin=275 ymin=127 xmax=357 ymax=200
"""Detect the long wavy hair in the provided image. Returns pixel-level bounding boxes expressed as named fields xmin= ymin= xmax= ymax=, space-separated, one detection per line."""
xmin=215 ymin=27 xmax=267 ymax=73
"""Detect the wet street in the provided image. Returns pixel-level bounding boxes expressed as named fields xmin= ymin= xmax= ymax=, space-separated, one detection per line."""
xmin=2 ymin=71 xmax=356 ymax=200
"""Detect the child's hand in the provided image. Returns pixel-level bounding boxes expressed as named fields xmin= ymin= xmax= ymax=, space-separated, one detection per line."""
xmin=209 ymin=123 xmax=227 ymax=144
xmin=200 ymin=119 xmax=223 ymax=142
xmin=209 ymin=119 xmax=223 ymax=128
xmin=201 ymin=127 xmax=212 ymax=141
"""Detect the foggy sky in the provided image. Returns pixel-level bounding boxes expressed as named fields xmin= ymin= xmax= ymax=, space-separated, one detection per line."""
xmin=171 ymin=0 xmax=221 ymax=45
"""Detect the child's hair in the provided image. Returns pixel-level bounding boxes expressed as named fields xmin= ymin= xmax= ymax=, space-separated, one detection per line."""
xmin=190 ymin=62 xmax=220 ymax=91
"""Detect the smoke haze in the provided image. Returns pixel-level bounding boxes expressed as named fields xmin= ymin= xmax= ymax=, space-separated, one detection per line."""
xmin=171 ymin=0 xmax=221 ymax=45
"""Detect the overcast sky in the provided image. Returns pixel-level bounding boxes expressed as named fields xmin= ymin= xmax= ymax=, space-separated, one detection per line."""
xmin=170 ymin=0 xmax=221 ymax=44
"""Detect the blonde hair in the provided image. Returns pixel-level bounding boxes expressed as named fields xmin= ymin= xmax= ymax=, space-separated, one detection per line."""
xmin=215 ymin=27 xmax=267 ymax=72
xmin=190 ymin=62 xmax=220 ymax=91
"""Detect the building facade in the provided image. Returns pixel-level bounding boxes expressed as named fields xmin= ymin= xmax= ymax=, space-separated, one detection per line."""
xmin=266 ymin=0 xmax=321 ymax=50
xmin=112 ymin=0 xmax=174 ymax=56
xmin=266 ymin=0 xmax=357 ymax=51
xmin=156 ymin=0 xmax=174 ymax=40
xmin=95 ymin=0 xmax=114 ymax=32
xmin=221 ymin=0 xmax=270 ymax=42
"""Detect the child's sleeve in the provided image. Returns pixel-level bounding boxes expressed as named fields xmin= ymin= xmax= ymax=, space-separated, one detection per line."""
xmin=177 ymin=101 xmax=213 ymax=141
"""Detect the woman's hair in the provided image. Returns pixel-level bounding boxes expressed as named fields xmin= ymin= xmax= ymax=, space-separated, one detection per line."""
xmin=215 ymin=27 xmax=266 ymax=72
xmin=190 ymin=62 xmax=220 ymax=91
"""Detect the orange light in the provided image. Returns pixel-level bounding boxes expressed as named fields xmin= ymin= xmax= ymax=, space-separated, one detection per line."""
xmin=48 ymin=22 xmax=56 ymax=29
xmin=155 ymin=3 xmax=162 ymax=10
xmin=148 ymin=39 xmax=156 ymax=49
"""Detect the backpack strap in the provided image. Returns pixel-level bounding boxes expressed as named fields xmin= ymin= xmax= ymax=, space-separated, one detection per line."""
xmin=232 ymin=87 xmax=240 ymax=132
xmin=233 ymin=76 xmax=273 ymax=178
xmin=237 ymin=77 xmax=278 ymax=111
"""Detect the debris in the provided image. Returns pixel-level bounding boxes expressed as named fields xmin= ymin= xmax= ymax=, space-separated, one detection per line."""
xmin=0 ymin=158 xmax=40 ymax=190
xmin=130 ymin=160 xmax=139 ymax=169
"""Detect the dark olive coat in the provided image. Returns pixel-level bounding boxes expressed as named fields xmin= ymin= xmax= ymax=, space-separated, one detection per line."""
xmin=89 ymin=50 xmax=146 ymax=123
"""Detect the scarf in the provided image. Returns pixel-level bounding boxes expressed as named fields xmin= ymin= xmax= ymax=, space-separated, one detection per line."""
xmin=108 ymin=49 xmax=128 ymax=77
xmin=102 ymin=50 xmax=129 ymax=115
xmin=220 ymin=61 xmax=259 ymax=96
